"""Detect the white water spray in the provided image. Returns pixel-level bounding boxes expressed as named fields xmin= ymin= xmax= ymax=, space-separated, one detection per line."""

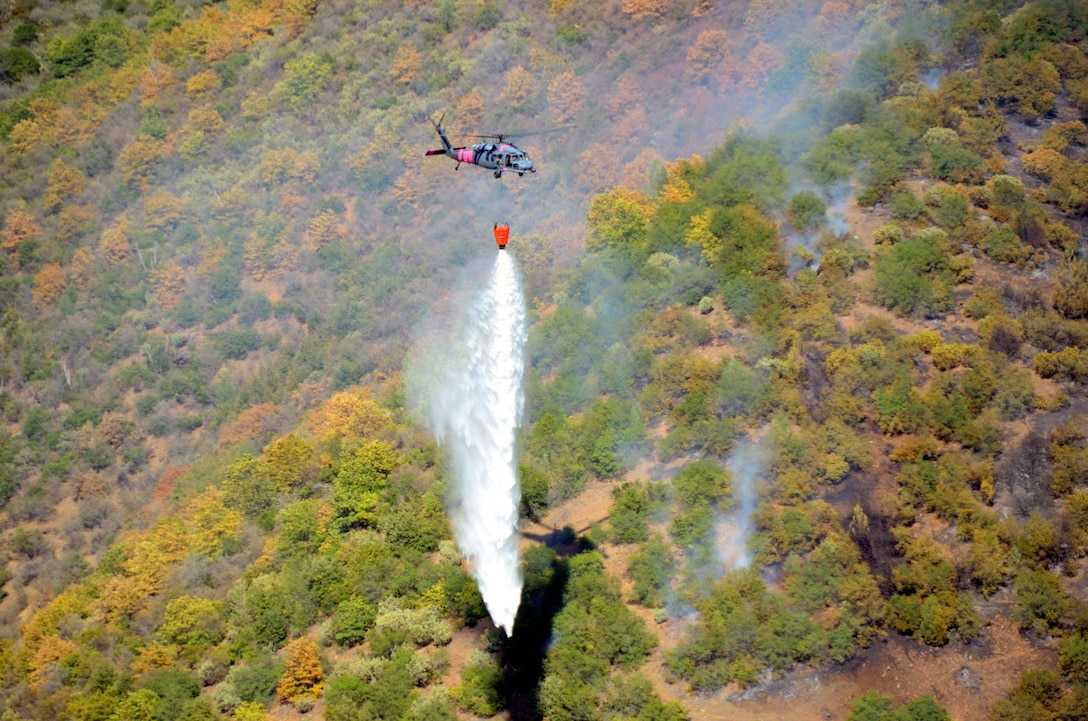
xmin=426 ymin=253 xmax=526 ymax=634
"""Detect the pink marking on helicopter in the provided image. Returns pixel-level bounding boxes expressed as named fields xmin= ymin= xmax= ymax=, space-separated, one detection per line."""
xmin=498 ymin=144 xmax=515 ymax=153
xmin=458 ymin=148 xmax=475 ymax=164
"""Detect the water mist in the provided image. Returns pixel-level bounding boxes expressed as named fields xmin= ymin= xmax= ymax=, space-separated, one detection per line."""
xmin=426 ymin=252 xmax=526 ymax=634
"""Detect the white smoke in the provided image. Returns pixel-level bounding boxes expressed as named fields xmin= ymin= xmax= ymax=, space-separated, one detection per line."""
xmin=424 ymin=252 xmax=526 ymax=634
xmin=715 ymin=440 xmax=765 ymax=572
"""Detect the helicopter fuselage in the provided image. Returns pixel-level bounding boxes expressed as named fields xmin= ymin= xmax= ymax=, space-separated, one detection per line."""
xmin=457 ymin=143 xmax=535 ymax=176
xmin=426 ymin=123 xmax=536 ymax=178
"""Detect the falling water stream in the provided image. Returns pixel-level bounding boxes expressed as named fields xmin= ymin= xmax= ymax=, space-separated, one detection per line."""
xmin=427 ymin=252 xmax=526 ymax=634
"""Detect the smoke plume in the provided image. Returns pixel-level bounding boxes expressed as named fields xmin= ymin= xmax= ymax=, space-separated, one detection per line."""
xmin=715 ymin=440 xmax=765 ymax=571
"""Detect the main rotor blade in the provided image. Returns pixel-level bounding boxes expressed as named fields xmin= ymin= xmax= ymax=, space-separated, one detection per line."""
xmin=467 ymin=125 xmax=576 ymax=141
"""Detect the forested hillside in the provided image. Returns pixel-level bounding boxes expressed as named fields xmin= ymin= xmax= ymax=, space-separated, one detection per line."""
xmin=2 ymin=0 xmax=1088 ymax=720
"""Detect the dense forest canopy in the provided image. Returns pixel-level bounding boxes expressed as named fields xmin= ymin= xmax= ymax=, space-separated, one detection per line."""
xmin=1 ymin=0 xmax=1088 ymax=719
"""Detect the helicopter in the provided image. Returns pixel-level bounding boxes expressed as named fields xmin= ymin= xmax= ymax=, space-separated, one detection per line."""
xmin=424 ymin=115 xmax=566 ymax=178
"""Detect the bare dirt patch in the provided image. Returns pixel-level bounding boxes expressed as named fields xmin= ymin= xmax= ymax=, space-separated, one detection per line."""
xmin=640 ymin=611 xmax=1053 ymax=721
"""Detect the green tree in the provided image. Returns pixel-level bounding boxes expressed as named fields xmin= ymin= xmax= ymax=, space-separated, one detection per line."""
xmin=142 ymin=669 xmax=201 ymax=721
xmin=706 ymin=132 xmax=788 ymax=209
xmin=223 ymin=654 xmax=286 ymax=706
xmin=608 ymin=482 xmax=651 ymax=544
xmin=232 ymin=575 xmax=293 ymax=649
xmin=847 ymin=690 xmax=951 ymax=721
xmin=158 ymin=596 xmax=225 ymax=659
xmin=45 ymin=26 xmax=98 ymax=78
xmin=602 ymin=673 xmax=688 ymax=721
xmin=627 ymin=534 xmax=676 ymax=607
xmin=277 ymin=499 xmax=329 ymax=559
xmin=222 ymin=454 xmax=275 ymax=520
xmin=332 ymin=440 xmax=400 ymax=529
xmin=923 ymin=128 xmax=984 ymax=184
xmin=873 ymin=235 xmax=954 ymax=318
xmin=275 ymin=53 xmax=334 ymax=111
xmin=991 ymin=669 xmax=1066 ymax=721
xmin=518 ymin=461 xmax=550 ymax=521
xmin=1014 ymin=568 xmax=1067 ymax=635
xmin=1059 ymin=631 xmax=1088 ymax=685
xmin=586 ymin=188 xmax=655 ymax=264
xmin=698 ymin=204 xmax=784 ymax=279
xmin=452 ymin=650 xmax=503 ymax=716
xmin=331 ymin=597 xmax=378 ymax=647
xmin=672 ymin=459 xmax=733 ymax=510
xmin=786 ymin=189 xmax=827 ymax=231
xmin=0 ymin=48 xmax=40 ymax=84
xmin=326 ymin=648 xmax=416 ymax=721
xmin=109 ymin=689 xmax=160 ymax=721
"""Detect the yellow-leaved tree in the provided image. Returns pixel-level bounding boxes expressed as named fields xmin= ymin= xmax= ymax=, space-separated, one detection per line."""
xmin=304 ymin=209 xmax=345 ymax=252
xmin=185 ymin=69 xmax=221 ymax=101
xmin=1 ymin=207 xmax=41 ymax=258
xmin=574 ymin=143 xmax=624 ymax=194
xmin=139 ymin=63 xmax=175 ymax=107
xmin=157 ymin=595 xmax=226 ymax=658
xmin=455 ymin=89 xmax=485 ymax=133
xmin=245 ymin=235 xmax=274 ymax=276
xmin=742 ymin=42 xmax=785 ymax=91
xmin=32 ymin=264 xmax=66 ymax=306
xmin=687 ymin=29 xmax=729 ymax=84
xmin=218 ymin=403 xmax=288 ymax=448
xmin=585 ymin=187 xmax=656 ymax=253
xmin=307 ymin=390 xmax=391 ymax=440
xmin=70 ymin=247 xmax=93 ymax=291
xmin=500 ymin=66 xmax=537 ymax=112
xmin=55 ymin=203 xmax=96 ymax=242
xmin=659 ymin=160 xmax=696 ymax=204
xmin=242 ymin=89 xmax=272 ymax=122
xmin=100 ymin=217 xmax=134 ymax=265
xmin=44 ymin=159 xmax=87 ymax=214
xmin=262 ymin=434 xmax=318 ymax=492
xmin=744 ymin=0 xmax=789 ymax=39
xmin=547 ymin=71 xmax=587 ymax=124
xmin=606 ymin=76 xmax=645 ymax=119
xmin=622 ymin=0 xmax=666 ymax=20
xmin=187 ymin=105 xmax=225 ymax=134
xmin=149 ymin=260 xmax=187 ymax=310
xmin=144 ymin=191 xmax=188 ymax=233
xmin=118 ymin=138 xmax=164 ymax=189
xmin=98 ymin=516 xmax=189 ymax=622
xmin=276 ymin=637 xmax=325 ymax=703
xmin=28 ymin=636 xmax=79 ymax=691
xmin=391 ymin=44 xmax=423 ymax=86
xmin=620 ymin=147 xmax=662 ymax=191
xmin=261 ymin=147 xmax=319 ymax=187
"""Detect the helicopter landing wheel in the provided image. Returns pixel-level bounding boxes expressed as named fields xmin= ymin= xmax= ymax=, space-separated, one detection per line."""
xmin=494 ymin=170 xmax=502 ymax=178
